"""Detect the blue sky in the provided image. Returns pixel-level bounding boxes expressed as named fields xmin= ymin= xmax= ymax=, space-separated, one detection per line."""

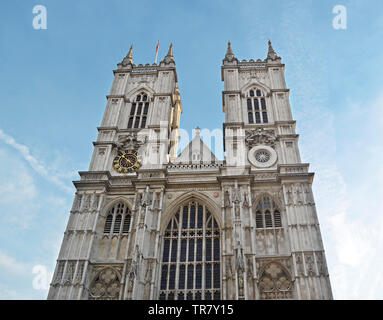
xmin=0 ymin=0 xmax=383 ymax=299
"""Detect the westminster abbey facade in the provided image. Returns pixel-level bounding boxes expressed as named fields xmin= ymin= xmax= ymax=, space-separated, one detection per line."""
xmin=48 ymin=41 xmax=333 ymax=300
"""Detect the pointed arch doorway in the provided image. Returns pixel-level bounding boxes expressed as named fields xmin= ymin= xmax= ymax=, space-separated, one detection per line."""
xmin=159 ymin=199 xmax=221 ymax=300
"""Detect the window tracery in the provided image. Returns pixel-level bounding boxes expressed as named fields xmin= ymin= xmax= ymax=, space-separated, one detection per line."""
xmin=103 ymin=202 xmax=132 ymax=235
xmin=247 ymin=88 xmax=268 ymax=124
xmin=255 ymin=195 xmax=282 ymax=228
xmin=258 ymin=262 xmax=292 ymax=299
xmin=89 ymin=268 xmax=121 ymax=300
xmin=159 ymin=200 xmax=221 ymax=300
xmin=128 ymin=92 xmax=149 ymax=129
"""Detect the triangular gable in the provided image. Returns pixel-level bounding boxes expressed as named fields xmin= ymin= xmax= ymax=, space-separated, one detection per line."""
xmin=173 ymin=133 xmax=217 ymax=164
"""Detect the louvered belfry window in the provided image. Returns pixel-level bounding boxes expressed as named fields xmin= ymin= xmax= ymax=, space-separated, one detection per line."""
xmin=128 ymin=92 xmax=149 ymax=129
xmin=103 ymin=202 xmax=132 ymax=235
xmin=159 ymin=200 xmax=221 ymax=300
xmin=255 ymin=196 xmax=282 ymax=229
xmin=247 ymin=88 xmax=268 ymax=124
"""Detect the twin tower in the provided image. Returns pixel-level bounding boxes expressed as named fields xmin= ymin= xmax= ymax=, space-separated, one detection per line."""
xmin=48 ymin=41 xmax=333 ymax=300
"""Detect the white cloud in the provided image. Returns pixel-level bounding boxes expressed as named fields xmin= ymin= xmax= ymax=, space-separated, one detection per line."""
xmin=309 ymin=93 xmax=383 ymax=300
xmin=0 ymin=249 xmax=28 ymax=275
xmin=257 ymin=5 xmax=383 ymax=298
xmin=0 ymin=129 xmax=75 ymax=193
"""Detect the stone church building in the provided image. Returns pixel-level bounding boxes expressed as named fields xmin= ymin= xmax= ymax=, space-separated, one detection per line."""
xmin=48 ymin=41 xmax=333 ymax=300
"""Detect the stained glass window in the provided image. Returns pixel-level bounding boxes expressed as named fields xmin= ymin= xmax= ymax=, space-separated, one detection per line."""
xmin=159 ymin=200 xmax=221 ymax=300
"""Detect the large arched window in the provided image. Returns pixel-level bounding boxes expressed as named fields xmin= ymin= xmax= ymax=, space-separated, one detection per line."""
xmin=103 ymin=202 xmax=132 ymax=235
xmin=128 ymin=92 xmax=150 ymax=129
xmin=159 ymin=200 xmax=221 ymax=300
xmin=255 ymin=195 xmax=282 ymax=229
xmin=247 ymin=88 xmax=268 ymax=124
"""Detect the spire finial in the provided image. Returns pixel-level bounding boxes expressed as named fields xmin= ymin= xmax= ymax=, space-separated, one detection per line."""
xmin=226 ymin=41 xmax=234 ymax=56
xmin=162 ymin=42 xmax=175 ymax=64
xmin=128 ymin=45 xmax=133 ymax=59
xmin=224 ymin=40 xmax=237 ymax=63
xmin=167 ymin=42 xmax=173 ymax=57
xmin=267 ymin=39 xmax=280 ymax=61
xmin=121 ymin=44 xmax=134 ymax=66
xmin=195 ymin=126 xmax=201 ymax=136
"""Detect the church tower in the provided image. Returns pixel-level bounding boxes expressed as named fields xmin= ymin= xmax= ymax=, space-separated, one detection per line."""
xmin=48 ymin=41 xmax=332 ymax=300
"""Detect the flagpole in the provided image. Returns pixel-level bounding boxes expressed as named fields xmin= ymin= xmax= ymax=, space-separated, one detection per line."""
xmin=154 ymin=40 xmax=160 ymax=64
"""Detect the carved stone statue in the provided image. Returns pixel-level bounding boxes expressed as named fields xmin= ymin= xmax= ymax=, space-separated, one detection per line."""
xmin=242 ymin=192 xmax=249 ymax=207
xmin=247 ymin=257 xmax=253 ymax=278
xmin=235 ymin=246 xmax=245 ymax=273
xmin=231 ymin=187 xmax=241 ymax=204
xmin=226 ymin=257 xmax=233 ymax=279
xmin=235 ymin=205 xmax=240 ymax=218
xmin=238 ymin=270 xmax=244 ymax=297
xmin=295 ymin=184 xmax=303 ymax=205
xmin=144 ymin=261 xmax=153 ymax=299
xmin=286 ymin=186 xmax=294 ymax=206
xmin=224 ymin=190 xmax=231 ymax=207
xmin=141 ymin=188 xmax=152 ymax=208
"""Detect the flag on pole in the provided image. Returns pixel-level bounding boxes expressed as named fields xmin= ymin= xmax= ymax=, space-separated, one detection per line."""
xmin=154 ymin=40 xmax=160 ymax=64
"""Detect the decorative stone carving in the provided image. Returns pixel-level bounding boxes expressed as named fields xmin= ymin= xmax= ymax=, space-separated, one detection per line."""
xmin=235 ymin=246 xmax=245 ymax=273
xmin=140 ymin=172 xmax=161 ymax=178
xmin=304 ymin=184 xmax=315 ymax=205
xmin=116 ymin=133 xmax=147 ymax=151
xmin=305 ymin=253 xmax=316 ymax=276
xmin=234 ymin=205 xmax=240 ymax=218
xmin=141 ymin=188 xmax=152 ymax=208
xmin=286 ymin=185 xmax=294 ymax=206
xmin=295 ymin=184 xmax=303 ymax=205
xmin=63 ymin=261 xmax=75 ymax=284
xmin=92 ymin=195 xmax=100 ymax=210
xmin=258 ymin=262 xmax=292 ymax=300
xmin=144 ymin=261 xmax=153 ymax=299
xmin=89 ymin=267 xmax=121 ymax=300
xmin=74 ymin=261 xmax=85 ymax=284
xmin=126 ymin=245 xmax=142 ymax=299
xmin=224 ymin=190 xmax=231 ymax=207
xmin=83 ymin=194 xmax=91 ymax=211
xmin=226 ymin=256 xmax=233 ymax=280
xmin=242 ymin=192 xmax=249 ymax=208
xmin=245 ymin=128 xmax=277 ymax=149
xmin=295 ymin=253 xmax=304 ymax=276
xmin=74 ymin=194 xmax=82 ymax=211
xmin=254 ymin=173 xmax=278 ymax=180
xmin=315 ymin=252 xmax=327 ymax=276
xmin=135 ymin=193 xmax=142 ymax=208
xmin=247 ymin=256 xmax=253 ymax=278
xmin=238 ymin=269 xmax=244 ymax=299
xmin=231 ymin=187 xmax=241 ymax=204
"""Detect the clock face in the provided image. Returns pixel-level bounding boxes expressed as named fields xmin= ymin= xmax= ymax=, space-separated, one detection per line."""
xmin=113 ymin=149 xmax=141 ymax=173
xmin=255 ymin=151 xmax=271 ymax=163
xmin=248 ymin=145 xmax=277 ymax=168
